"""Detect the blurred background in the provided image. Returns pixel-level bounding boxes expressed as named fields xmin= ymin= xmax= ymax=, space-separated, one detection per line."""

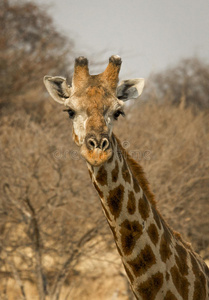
xmin=0 ymin=0 xmax=209 ymax=299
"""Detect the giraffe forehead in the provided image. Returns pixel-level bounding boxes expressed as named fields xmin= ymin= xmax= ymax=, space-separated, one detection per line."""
xmin=71 ymin=85 xmax=121 ymax=113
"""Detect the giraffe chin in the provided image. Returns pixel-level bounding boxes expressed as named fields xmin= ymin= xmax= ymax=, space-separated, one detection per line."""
xmin=80 ymin=146 xmax=113 ymax=166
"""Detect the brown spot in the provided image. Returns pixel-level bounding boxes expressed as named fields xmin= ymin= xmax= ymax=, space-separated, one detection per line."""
xmin=111 ymin=160 xmax=119 ymax=182
xmin=128 ymin=244 xmax=156 ymax=277
xmin=193 ymin=277 xmax=206 ymax=300
xmin=164 ymin=291 xmax=178 ymax=300
xmin=159 ymin=233 xmax=172 ymax=263
xmin=120 ymin=220 xmax=143 ymax=255
xmin=152 ymin=206 xmax=162 ymax=230
xmin=170 ymin=265 xmax=189 ymax=299
xmin=133 ymin=177 xmax=141 ymax=193
xmin=175 ymin=243 xmax=188 ymax=276
xmin=147 ymin=223 xmax=159 ymax=246
xmin=93 ymin=181 xmax=103 ymax=198
xmin=162 ymin=220 xmax=172 ymax=243
xmin=127 ymin=191 xmax=136 ymax=215
xmin=117 ymin=143 xmax=122 ymax=162
xmin=123 ymin=263 xmax=134 ymax=284
xmin=107 ymin=184 xmax=124 ymax=219
xmin=138 ymin=194 xmax=150 ymax=221
xmin=190 ymin=252 xmax=201 ymax=275
xmin=137 ymin=272 xmax=163 ymax=300
xmin=190 ymin=253 xmax=207 ymax=300
xmin=122 ymin=159 xmax=131 ymax=184
xmin=96 ymin=165 xmax=108 ymax=186
xmin=176 ymin=243 xmax=187 ymax=259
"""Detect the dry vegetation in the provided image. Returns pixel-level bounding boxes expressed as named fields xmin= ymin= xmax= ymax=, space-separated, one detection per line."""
xmin=1 ymin=1 xmax=209 ymax=299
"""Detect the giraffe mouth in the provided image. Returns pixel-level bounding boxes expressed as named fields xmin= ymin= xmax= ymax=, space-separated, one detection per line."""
xmin=80 ymin=146 xmax=113 ymax=166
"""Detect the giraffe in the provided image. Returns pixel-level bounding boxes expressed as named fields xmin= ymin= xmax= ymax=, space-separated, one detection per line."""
xmin=44 ymin=55 xmax=209 ymax=300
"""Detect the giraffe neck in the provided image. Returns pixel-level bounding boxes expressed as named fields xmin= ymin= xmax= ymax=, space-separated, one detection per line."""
xmin=87 ymin=134 xmax=209 ymax=300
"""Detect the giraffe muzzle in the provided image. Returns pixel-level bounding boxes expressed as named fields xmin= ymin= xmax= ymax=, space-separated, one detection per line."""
xmin=86 ymin=135 xmax=110 ymax=152
xmin=81 ymin=134 xmax=113 ymax=166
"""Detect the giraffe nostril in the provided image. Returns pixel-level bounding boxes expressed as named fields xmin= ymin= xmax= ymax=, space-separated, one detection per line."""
xmin=86 ymin=135 xmax=109 ymax=151
xmin=100 ymin=138 xmax=109 ymax=151
xmin=87 ymin=138 xmax=97 ymax=150
xmin=90 ymin=140 xmax=95 ymax=147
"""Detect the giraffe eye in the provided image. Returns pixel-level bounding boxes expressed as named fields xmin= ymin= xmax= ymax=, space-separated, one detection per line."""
xmin=113 ymin=110 xmax=125 ymax=120
xmin=63 ymin=109 xmax=75 ymax=119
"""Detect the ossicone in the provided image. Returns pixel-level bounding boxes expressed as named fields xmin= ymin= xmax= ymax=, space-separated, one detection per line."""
xmin=101 ymin=55 xmax=122 ymax=91
xmin=73 ymin=56 xmax=90 ymax=89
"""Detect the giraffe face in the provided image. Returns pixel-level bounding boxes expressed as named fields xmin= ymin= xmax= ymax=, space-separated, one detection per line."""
xmin=44 ymin=56 xmax=145 ymax=166
xmin=70 ymin=86 xmax=125 ymax=166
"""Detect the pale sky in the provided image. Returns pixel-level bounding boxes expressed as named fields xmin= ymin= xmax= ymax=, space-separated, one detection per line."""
xmin=38 ymin=0 xmax=209 ymax=79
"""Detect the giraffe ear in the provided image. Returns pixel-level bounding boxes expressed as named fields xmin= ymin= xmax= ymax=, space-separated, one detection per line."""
xmin=43 ymin=76 xmax=72 ymax=105
xmin=117 ymin=78 xmax=145 ymax=101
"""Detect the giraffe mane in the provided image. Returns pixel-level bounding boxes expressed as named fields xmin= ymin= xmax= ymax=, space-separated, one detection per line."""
xmin=114 ymin=135 xmax=156 ymax=206
xmin=114 ymin=134 xmax=193 ymax=251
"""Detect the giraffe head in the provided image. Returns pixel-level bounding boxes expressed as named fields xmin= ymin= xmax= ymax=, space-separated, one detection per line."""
xmin=44 ymin=55 xmax=144 ymax=166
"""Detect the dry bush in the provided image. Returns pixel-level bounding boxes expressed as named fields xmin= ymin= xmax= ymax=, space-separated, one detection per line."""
xmin=0 ymin=108 xmax=127 ymax=300
xmin=143 ymin=57 xmax=209 ymax=110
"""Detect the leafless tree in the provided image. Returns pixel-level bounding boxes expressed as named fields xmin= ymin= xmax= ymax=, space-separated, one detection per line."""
xmin=0 ymin=0 xmax=74 ymax=111
xmin=142 ymin=57 xmax=209 ymax=109
xmin=0 ymin=111 xmax=114 ymax=299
